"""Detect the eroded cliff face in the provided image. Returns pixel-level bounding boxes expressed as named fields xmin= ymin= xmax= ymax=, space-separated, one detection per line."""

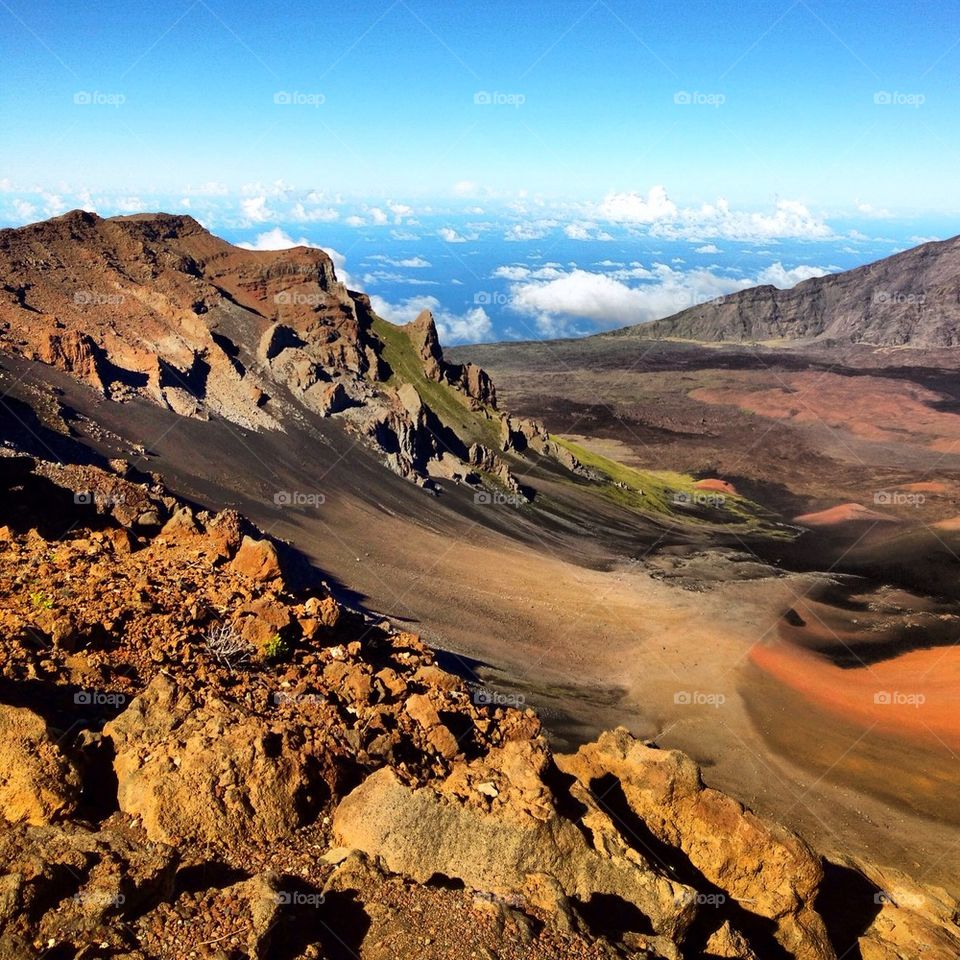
xmin=0 ymin=211 xmax=546 ymax=494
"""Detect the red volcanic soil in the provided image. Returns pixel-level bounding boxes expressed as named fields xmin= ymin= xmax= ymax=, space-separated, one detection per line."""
xmin=934 ymin=517 xmax=960 ymax=531
xmin=750 ymin=641 xmax=960 ymax=751
xmin=898 ymin=481 xmax=949 ymax=493
xmin=690 ymin=370 xmax=960 ymax=451
xmin=793 ymin=503 xmax=899 ymax=526
xmin=694 ymin=478 xmax=738 ymax=494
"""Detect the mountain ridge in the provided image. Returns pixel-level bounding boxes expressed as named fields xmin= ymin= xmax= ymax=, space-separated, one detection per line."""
xmin=610 ymin=233 xmax=960 ymax=347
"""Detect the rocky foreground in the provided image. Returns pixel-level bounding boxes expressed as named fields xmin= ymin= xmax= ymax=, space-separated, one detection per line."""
xmin=0 ymin=451 xmax=956 ymax=960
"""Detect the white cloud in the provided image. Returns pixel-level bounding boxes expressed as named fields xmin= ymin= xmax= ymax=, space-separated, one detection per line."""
xmin=439 ymin=226 xmax=468 ymax=243
xmin=345 ymin=215 xmax=365 ymax=227
xmin=237 ymin=227 xmax=313 ymax=250
xmin=11 ymin=198 xmax=35 ymax=221
xmin=241 ymin=196 xmax=272 ymax=222
xmin=369 ymin=294 xmax=492 ymax=344
xmin=596 ymin=186 xmax=832 ymax=241
xmin=505 ymin=259 xmax=833 ymax=331
xmin=505 ymin=220 xmax=557 ymax=241
xmin=289 ymin=202 xmax=339 ymax=222
xmin=599 ymin=185 xmax=677 ymax=223
xmin=564 ymin=221 xmax=614 ymax=241
xmin=115 ymin=196 xmax=146 ymax=213
xmin=368 ymin=206 xmax=389 ymax=224
xmin=369 ymin=255 xmax=431 ymax=268
xmin=755 ymin=262 xmax=829 ymax=287
xmin=855 ymin=201 xmax=891 ymax=218
xmin=694 ymin=243 xmax=721 ymax=254
xmin=388 ymin=202 xmax=413 ymax=220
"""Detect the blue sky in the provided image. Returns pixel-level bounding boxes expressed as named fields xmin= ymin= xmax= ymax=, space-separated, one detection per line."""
xmin=1 ymin=1 xmax=958 ymax=342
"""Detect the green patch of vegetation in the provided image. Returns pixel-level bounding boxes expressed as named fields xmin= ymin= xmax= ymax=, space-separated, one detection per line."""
xmin=29 ymin=590 xmax=54 ymax=610
xmin=551 ymin=436 xmax=786 ymax=534
xmin=372 ymin=316 xmax=500 ymax=448
xmin=262 ymin=633 xmax=288 ymax=661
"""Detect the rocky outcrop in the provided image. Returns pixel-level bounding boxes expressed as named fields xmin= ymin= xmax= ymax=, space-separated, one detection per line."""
xmin=333 ymin=742 xmax=699 ymax=947
xmin=559 ymin=728 xmax=835 ymax=960
xmin=401 ymin=310 xmax=497 ymax=408
xmin=105 ymin=674 xmax=330 ymax=848
xmin=0 ymin=705 xmax=81 ymax=826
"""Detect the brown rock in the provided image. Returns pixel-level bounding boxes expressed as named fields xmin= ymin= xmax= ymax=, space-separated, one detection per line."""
xmin=105 ymin=676 xmax=325 ymax=848
xmin=558 ymin=728 xmax=835 ymax=960
xmin=0 ymin=705 xmax=81 ymax=825
xmin=230 ymin=535 xmax=283 ymax=583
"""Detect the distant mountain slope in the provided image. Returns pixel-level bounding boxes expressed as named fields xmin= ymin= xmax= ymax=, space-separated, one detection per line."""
xmin=619 ymin=234 xmax=960 ymax=347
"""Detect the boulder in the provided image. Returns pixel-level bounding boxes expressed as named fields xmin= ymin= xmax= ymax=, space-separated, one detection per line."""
xmin=332 ymin=744 xmax=698 ymax=943
xmin=230 ymin=535 xmax=283 ymax=583
xmin=0 ymin=705 xmax=81 ymax=826
xmin=558 ymin=728 xmax=835 ymax=960
xmin=105 ymin=675 xmax=325 ymax=848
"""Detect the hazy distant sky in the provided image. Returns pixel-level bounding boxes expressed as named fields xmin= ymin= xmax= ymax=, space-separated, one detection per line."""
xmin=1 ymin=0 xmax=957 ymax=211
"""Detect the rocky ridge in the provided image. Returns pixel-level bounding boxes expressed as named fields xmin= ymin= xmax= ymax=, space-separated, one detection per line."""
xmin=627 ymin=234 xmax=960 ymax=347
xmin=0 ymin=449 xmax=956 ymax=958
xmin=0 ymin=211 xmax=548 ymax=494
